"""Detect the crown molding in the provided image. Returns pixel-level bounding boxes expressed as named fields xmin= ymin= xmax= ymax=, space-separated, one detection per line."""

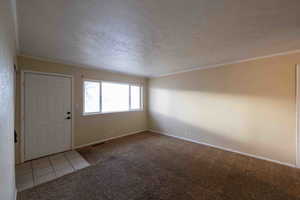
xmin=152 ymin=49 xmax=300 ymax=78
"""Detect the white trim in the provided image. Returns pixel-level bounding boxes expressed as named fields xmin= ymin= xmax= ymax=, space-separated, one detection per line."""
xmin=99 ymin=80 xmax=102 ymax=113
xmin=129 ymin=85 xmax=131 ymax=109
xmin=153 ymin=49 xmax=300 ymax=78
xmin=21 ymin=70 xmax=73 ymax=78
xmin=82 ymin=109 xmax=144 ymax=116
xmin=20 ymin=71 xmax=24 ymax=162
xmin=141 ymin=86 xmax=144 ymax=110
xmin=296 ymin=64 xmax=300 ymax=168
xmin=149 ymin=129 xmax=296 ymax=168
xmin=74 ymin=130 xmax=147 ymax=149
xmin=20 ymin=70 xmax=75 ymax=162
xmin=82 ymin=79 xmax=144 ymax=116
xmin=71 ymin=74 xmax=75 ymax=149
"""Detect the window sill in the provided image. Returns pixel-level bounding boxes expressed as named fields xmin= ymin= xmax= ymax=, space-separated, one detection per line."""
xmin=82 ymin=109 xmax=144 ymax=116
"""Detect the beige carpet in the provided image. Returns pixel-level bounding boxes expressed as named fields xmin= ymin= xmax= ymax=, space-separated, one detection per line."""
xmin=18 ymin=131 xmax=300 ymax=200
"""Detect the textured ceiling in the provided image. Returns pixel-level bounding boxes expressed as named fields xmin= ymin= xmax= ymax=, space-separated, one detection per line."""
xmin=18 ymin=0 xmax=300 ymax=77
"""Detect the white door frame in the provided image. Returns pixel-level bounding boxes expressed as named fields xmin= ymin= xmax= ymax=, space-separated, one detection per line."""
xmin=20 ymin=70 xmax=75 ymax=163
xmin=297 ymin=64 xmax=300 ymax=168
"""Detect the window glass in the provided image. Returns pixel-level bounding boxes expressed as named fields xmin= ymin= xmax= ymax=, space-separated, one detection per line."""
xmin=84 ymin=81 xmax=100 ymax=113
xmin=130 ymin=85 xmax=141 ymax=110
xmin=102 ymin=82 xmax=129 ymax=113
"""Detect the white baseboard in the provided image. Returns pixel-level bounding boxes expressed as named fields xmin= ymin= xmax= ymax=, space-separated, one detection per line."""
xmin=149 ymin=129 xmax=296 ymax=168
xmin=74 ymin=130 xmax=147 ymax=149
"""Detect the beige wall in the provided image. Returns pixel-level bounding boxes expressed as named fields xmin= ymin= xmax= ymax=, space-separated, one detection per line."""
xmin=16 ymin=52 xmax=300 ymax=166
xmin=0 ymin=0 xmax=17 ymax=199
xmin=15 ymin=56 xmax=148 ymax=163
xmin=149 ymin=52 xmax=300 ymax=165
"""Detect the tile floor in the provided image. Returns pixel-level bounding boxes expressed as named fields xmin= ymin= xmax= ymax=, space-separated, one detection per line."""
xmin=16 ymin=150 xmax=90 ymax=191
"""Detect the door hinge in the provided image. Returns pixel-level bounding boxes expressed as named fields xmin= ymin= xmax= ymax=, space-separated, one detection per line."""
xmin=14 ymin=130 xmax=17 ymax=143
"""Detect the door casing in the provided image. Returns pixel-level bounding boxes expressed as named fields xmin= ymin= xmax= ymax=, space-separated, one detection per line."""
xmin=296 ymin=64 xmax=300 ymax=168
xmin=20 ymin=70 xmax=74 ymax=163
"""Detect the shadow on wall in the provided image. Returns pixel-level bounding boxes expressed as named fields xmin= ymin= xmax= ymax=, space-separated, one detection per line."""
xmin=148 ymin=64 xmax=296 ymax=164
xmin=149 ymin=112 xmax=290 ymax=164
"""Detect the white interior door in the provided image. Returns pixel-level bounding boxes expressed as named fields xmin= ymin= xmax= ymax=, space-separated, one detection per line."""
xmin=24 ymin=72 xmax=72 ymax=161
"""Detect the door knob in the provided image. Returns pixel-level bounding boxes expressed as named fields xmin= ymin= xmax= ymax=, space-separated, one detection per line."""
xmin=67 ymin=112 xmax=71 ymax=114
xmin=65 ymin=116 xmax=71 ymax=120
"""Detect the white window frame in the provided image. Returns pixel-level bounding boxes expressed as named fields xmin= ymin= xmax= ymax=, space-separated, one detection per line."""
xmin=129 ymin=84 xmax=143 ymax=111
xmin=83 ymin=79 xmax=102 ymax=115
xmin=83 ymin=79 xmax=143 ymax=115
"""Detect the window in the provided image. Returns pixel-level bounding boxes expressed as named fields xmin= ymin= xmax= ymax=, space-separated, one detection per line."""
xmin=130 ymin=85 xmax=141 ymax=110
xmin=102 ymin=82 xmax=129 ymax=113
xmin=84 ymin=81 xmax=100 ymax=113
xmin=83 ymin=80 xmax=142 ymax=115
